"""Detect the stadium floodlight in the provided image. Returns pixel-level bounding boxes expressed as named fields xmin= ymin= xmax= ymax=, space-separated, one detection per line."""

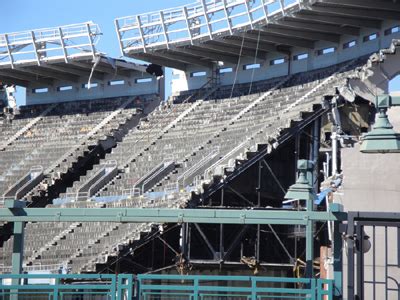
xmin=284 ymin=160 xmax=316 ymax=210
xmin=360 ymin=94 xmax=400 ymax=153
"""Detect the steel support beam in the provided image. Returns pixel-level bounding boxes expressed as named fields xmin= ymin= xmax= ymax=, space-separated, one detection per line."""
xmin=309 ymin=5 xmax=400 ymax=21
xmin=17 ymin=67 xmax=80 ymax=83
xmin=70 ymin=61 xmax=131 ymax=78
xmin=41 ymin=64 xmax=104 ymax=81
xmin=133 ymin=53 xmax=187 ymax=71
xmin=0 ymin=70 xmax=53 ymax=86
xmin=316 ymin=0 xmax=400 ymax=12
xmin=160 ymin=51 xmax=214 ymax=69
xmin=202 ymin=41 xmax=267 ymax=60
xmin=177 ymin=46 xmax=240 ymax=65
xmin=247 ymin=31 xmax=315 ymax=49
xmin=263 ymin=26 xmax=340 ymax=44
xmin=294 ymin=12 xmax=382 ymax=29
xmin=222 ymin=37 xmax=281 ymax=54
xmin=276 ymin=18 xmax=360 ymax=36
xmin=0 ymin=207 xmax=345 ymax=224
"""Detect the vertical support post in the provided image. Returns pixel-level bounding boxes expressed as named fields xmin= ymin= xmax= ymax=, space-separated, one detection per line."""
xmin=220 ymin=188 xmax=224 ymax=259
xmin=193 ymin=277 xmax=199 ymax=300
xmin=11 ymin=221 xmax=24 ymax=275
xmin=200 ymin=0 xmax=213 ymax=40
xmin=260 ymin=0 xmax=269 ymax=24
xmin=356 ymin=224 xmax=364 ymax=300
xmin=159 ymin=11 xmax=170 ymax=49
xmin=347 ymin=214 xmax=355 ymax=300
xmin=305 ymin=218 xmax=314 ymax=278
xmin=58 ymin=27 xmax=69 ymax=63
xmin=114 ymin=20 xmax=125 ymax=57
xmin=306 ymin=187 xmax=314 ymax=278
xmin=30 ymin=31 xmax=41 ymax=66
xmin=136 ymin=15 xmax=147 ymax=53
xmin=4 ymin=34 xmax=14 ymax=69
xmin=331 ymin=130 xmax=338 ymax=176
xmin=257 ymin=161 xmax=262 ymax=207
xmin=256 ymin=224 xmax=260 ymax=262
xmin=222 ymin=0 xmax=233 ymax=35
xmin=311 ymin=119 xmax=320 ymax=191
xmin=11 ymin=221 xmax=25 ymax=300
xmin=182 ymin=7 xmax=193 ymax=45
xmin=85 ymin=23 xmax=96 ymax=60
xmin=244 ymin=0 xmax=254 ymax=29
xmin=333 ymin=222 xmax=343 ymax=298
xmin=53 ymin=277 xmax=59 ymax=300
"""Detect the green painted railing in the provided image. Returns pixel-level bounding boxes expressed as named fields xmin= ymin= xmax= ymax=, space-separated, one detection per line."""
xmin=0 ymin=274 xmax=333 ymax=300
xmin=137 ymin=274 xmax=334 ymax=300
xmin=0 ymin=273 xmax=132 ymax=300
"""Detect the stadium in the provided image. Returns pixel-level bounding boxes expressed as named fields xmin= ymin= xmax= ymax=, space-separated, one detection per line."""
xmin=0 ymin=0 xmax=400 ymax=299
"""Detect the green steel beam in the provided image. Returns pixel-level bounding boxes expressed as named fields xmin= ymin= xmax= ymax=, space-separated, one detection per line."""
xmin=0 ymin=207 xmax=346 ymax=224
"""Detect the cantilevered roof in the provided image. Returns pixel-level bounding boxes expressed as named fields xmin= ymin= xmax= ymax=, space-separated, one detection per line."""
xmin=115 ymin=0 xmax=400 ymax=70
xmin=0 ymin=22 xmax=147 ymax=87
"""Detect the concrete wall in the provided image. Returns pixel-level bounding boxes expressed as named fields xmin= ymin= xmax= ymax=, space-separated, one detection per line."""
xmin=171 ymin=20 xmax=400 ymax=95
xmin=26 ymin=73 xmax=159 ymax=105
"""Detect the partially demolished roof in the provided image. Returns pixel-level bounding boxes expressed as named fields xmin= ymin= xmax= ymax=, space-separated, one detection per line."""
xmin=0 ymin=22 xmax=147 ymax=87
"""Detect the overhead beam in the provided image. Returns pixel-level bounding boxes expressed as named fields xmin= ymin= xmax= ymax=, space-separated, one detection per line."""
xmin=276 ymin=18 xmax=360 ymax=36
xmin=70 ymin=61 xmax=131 ymax=78
xmin=0 ymin=75 xmax=29 ymax=87
xmin=17 ymin=67 xmax=80 ymax=83
xmin=316 ymin=0 xmax=400 ymax=13
xmin=223 ymin=37 xmax=283 ymax=53
xmin=262 ymin=26 xmax=340 ymax=44
xmin=203 ymin=41 xmax=267 ymax=60
xmin=174 ymin=46 xmax=239 ymax=65
xmin=160 ymin=51 xmax=214 ymax=68
xmin=0 ymin=207 xmax=346 ymax=224
xmin=294 ymin=11 xmax=382 ymax=29
xmin=133 ymin=53 xmax=187 ymax=71
xmin=247 ymin=30 xmax=316 ymax=49
xmin=41 ymin=63 xmax=104 ymax=81
xmin=310 ymin=5 xmax=400 ymax=21
xmin=0 ymin=70 xmax=53 ymax=86
xmin=208 ymin=41 xmax=268 ymax=60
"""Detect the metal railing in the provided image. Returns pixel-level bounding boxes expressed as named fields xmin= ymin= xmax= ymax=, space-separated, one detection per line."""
xmin=0 ymin=273 xmax=333 ymax=300
xmin=0 ymin=273 xmax=133 ymax=300
xmin=138 ymin=274 xmax=334 ymax=300
xmin=115 ymin=0 xmax=301 ymax=54
xmin=0 ymin=22 xmax=101 ymax=68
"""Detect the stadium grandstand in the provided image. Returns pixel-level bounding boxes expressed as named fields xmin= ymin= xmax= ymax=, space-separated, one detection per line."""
xmin=0 ymin=0 xmax=400 ymax=299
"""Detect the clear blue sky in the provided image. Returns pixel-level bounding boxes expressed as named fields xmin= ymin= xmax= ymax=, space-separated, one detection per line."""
xmin=1 ymin=0 xmax=399 ymax=105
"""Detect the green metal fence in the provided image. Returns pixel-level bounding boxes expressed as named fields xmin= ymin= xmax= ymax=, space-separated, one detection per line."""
xmin=0 ymin=273 xmax=132 ymax=300
xmin=0 ymin=274 xmax=333 ymax=300
xmin=137 ymin=275 xmax=334 ymax=300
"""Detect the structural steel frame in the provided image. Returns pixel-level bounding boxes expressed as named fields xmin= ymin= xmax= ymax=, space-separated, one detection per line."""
xmin=0 ymin=202 xmax=346 ymax=298
xmin=0 ymin=22 xmax=101 ymax=68
xmin=115 ymin=0 xmax=300 ymax=54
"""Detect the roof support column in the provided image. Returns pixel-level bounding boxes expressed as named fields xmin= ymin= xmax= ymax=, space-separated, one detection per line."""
xmin=260 ymin=0 xmax=269 ymax=23
xmin=30 ymin=31 xmax=41 ymax=66
xmin=222 ymin=0 xmax=233 ymax=35
xmin=58 ymin=27 xmax=69 ymax=63
xmin=85 ymin=23 xmax=96 ymax=60
xmin=136 ymin=15 xmax=147 ymax=53
xmin=4 ymin=34 xmax=14 ymax=69
xmin=183 ymin=7 xmax=194 ymax=45
xmin=200 ymin=0 xmax=213 ymax=40
xmin=159 ymin=11 xmax=170 ymax=49
xmin=244 ymin=0 xmax=254 ymax=29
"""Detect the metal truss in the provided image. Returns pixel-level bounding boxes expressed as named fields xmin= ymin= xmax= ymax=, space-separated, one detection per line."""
xmin=115 ymin=0 xmax=301 ymax=54
xmin=0 ymin=22 xmax=101 ymax=68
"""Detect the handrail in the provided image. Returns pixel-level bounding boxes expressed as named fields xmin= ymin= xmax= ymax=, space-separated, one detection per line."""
xmin=0 ymin=22 xmax=101 ymax=67
xmin=115 ymin=0 xmax=301 ymax=54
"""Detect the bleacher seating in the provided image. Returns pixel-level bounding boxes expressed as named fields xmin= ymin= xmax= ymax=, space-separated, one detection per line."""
xmin=0 ymin=95 xmax=158 ymax=204
xmin=0 ymin=56 xmax=370 ymax=274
